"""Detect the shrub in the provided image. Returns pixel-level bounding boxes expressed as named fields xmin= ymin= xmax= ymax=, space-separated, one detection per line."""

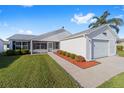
xmin=66 ymin=52 xmax=71 ymax=57
xmin=6 ymin=50 xmax=15 ymax=56
xmin=21 ymin=49 xmax=30 ymax=55
xmin=75 ymin=55 xmax=86 ymax=62
xmin=117 ymin=45 xmax=123 ymax=51
xmin=0 ymin=52 xmax=7 ymax=56
xmin=70 ymin=54 xmax=76 ymax=59
xmin=15 ymin=49 xmax=21 ymax=55
xmin=57 ymin=50 xmax=63 ymax=55
xmin=62 ymin=51 xmax=66 ymax=56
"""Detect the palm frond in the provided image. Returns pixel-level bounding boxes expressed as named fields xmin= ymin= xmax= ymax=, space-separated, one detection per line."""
xmin=109 ymin=25 xmax=120 ymax=33
xmin=107 ymin=18 xmax=124 ymax=26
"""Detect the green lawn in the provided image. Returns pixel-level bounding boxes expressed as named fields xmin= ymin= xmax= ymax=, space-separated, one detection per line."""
xmin=0 ymin=54 xmax=80 ymax=88
xmin=117 ymin=50 xmax=124 ymax=57
xmin=98 ymin=72 xmax=124 ymax=88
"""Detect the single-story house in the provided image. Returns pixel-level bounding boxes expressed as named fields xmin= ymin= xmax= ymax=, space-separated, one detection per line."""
xmin=0 ymin=39 xmax=4 ymax=53
xmin=60 ymin=24 xmax=118 ymax=60
xmin=7 ymin=24 xmax=118 ymax=60
xmin=7 ymin=28 xmax=71 ymax=54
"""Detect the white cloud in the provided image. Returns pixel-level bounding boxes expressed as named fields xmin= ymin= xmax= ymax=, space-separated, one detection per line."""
xmin=71 ymin=13 xmax=95 ymax=24
xmin=90 ymin=18 xmax=97 ymax=23
xmin=26 ymin=30 xmax=32 ymax=34
xmin=115 ymin=14 xmax=124 ymax=18
xmin=18 ymin=29 xmax=33 ymax=35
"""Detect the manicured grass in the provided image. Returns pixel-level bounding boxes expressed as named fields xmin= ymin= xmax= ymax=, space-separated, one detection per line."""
xmin=98 ymin=72 xmax=124 ymax=88
xmin=117 ymin=50 xmax=124 ymax=57
xmin=0 ymin=54 xmax=80 ymax=88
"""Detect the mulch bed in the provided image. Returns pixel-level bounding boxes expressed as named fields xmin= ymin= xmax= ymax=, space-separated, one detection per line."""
xmin=54 ymin=53 xmax=100 ymax=69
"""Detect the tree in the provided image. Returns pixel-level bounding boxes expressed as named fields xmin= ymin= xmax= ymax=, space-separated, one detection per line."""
xmin=88 ymin=11 xmax=124 ymax=33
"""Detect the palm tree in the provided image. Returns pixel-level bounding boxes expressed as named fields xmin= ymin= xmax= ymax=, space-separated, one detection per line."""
xmin=89 ymin=11 xmax=124 ymax=33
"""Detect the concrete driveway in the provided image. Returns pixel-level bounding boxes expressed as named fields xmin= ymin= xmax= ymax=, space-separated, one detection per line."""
xmin=49 ymin=53 xmax=124 ymax=88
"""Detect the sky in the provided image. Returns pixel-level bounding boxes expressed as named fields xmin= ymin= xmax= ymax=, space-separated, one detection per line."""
xmin=0 ymin=5 xmax=124 ymax=40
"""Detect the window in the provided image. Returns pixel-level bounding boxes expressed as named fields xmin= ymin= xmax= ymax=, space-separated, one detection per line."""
xmin=53 ymin=42 xmax=59 ymax=49
xmin=15 ymin=42 xmax=21 ymax=49
xmin=15 ymin=41 xmax=30 ymax=50
xmin=103 ymin=32 xmax=107 ymax=36
xmin=33 ymin=43 xmax=40 ymax=49
xmin=41 ymin=43 xmax=47 ymax=49
xmin=33 ymin=42 xmax=47 ymax=49
xmin=7 ymin=44 xmax=9 ymax=48
xmin=22 ymin=42 xmax=29 ymax=49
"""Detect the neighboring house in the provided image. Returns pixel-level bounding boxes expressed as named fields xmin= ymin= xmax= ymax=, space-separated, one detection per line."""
xmin=3 ymin=41 xmax=10 ymax=51
xmin=7 ymin=28 xmax=71 ymax=54
xmin=117 ymin=38 xmax=124 ymax=47
xmin=60 ymin=24 xmax=118 ymax=60
xmin=0 ymin=39 xmax=4 ymax=53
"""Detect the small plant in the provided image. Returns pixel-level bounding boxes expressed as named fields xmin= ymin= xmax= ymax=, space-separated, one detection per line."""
xmin=57 ymin=50 xmax=63 ymax=55
xmin=66 ymin=52 xmax=71 ymax=57
xmin=117 ymin=45 xmax=123 ymax=51
xmin=15 ymin=49 xmax=21 ymax=55
xmin=62 ymin=51 xmax=66 ymax=56
xmin=70 ymin=54 xmax=76 ymax=59
xmin=75 ymin=55 xmax=86 ymax=62
xmin=21 ymin=49 xmax=30 ymax=55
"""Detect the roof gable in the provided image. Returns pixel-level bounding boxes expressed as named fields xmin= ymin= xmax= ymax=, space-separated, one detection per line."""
xmin=62 ymin=24 xmax=118 ymax=40
xmin=32 ymin=28 xmax=71 ymax=41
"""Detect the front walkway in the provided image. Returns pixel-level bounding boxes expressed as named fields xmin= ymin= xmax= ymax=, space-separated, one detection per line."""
xmin=48 ymin=53 xmax=124 ymax=88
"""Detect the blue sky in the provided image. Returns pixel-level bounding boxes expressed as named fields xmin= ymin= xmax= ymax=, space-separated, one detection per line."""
xmin=0 ymin=5 xmax=124 ymax=40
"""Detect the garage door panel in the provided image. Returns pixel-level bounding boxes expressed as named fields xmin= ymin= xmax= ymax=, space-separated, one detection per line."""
xmin=92 ymin=40 xmax=109 ymax=59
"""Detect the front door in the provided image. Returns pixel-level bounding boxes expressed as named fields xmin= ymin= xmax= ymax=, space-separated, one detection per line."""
xmin=48 ymin=42 xmax=53 ymax=52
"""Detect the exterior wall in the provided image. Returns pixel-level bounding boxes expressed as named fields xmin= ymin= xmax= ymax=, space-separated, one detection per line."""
xmin=33 ymin=49 xmax=48 ymax=53
xmin=60 ymin=37 xmax=87 ymax=59
xmin=0 ymin=40 xmax=4 ymax=53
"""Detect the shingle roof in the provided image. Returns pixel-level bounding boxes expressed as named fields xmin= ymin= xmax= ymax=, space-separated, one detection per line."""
xmin=7 ymin=28 xmax=72 ymax=41
xmin=32 ymin=28 xmax=71 ymax=41
xmin=7 ymin=34 xmax=37 ymax=40
xmin=62 ymin=24 xmax=118 ymax=40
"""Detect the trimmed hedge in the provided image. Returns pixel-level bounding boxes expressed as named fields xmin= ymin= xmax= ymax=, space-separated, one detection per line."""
xmin=75 ymin=55 xmax=86 ymax=62
xmin=21 ymin=49 xmax=30 ymax=55
xmin=57 ymin=50 xmax=86 ymax=62
xmin=0 ymin=49 xmax=30 ymax=56
xmin=70 ymin=54 xmax=76 ymax=59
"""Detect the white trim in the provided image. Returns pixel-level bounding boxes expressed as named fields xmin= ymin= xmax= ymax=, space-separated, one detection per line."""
xmin=30 ymin=40 xmax=32 ymax=55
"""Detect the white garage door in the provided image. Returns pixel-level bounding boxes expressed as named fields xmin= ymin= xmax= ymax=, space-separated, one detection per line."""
xmin=92 ymin=39 xmax=109 ymax=59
